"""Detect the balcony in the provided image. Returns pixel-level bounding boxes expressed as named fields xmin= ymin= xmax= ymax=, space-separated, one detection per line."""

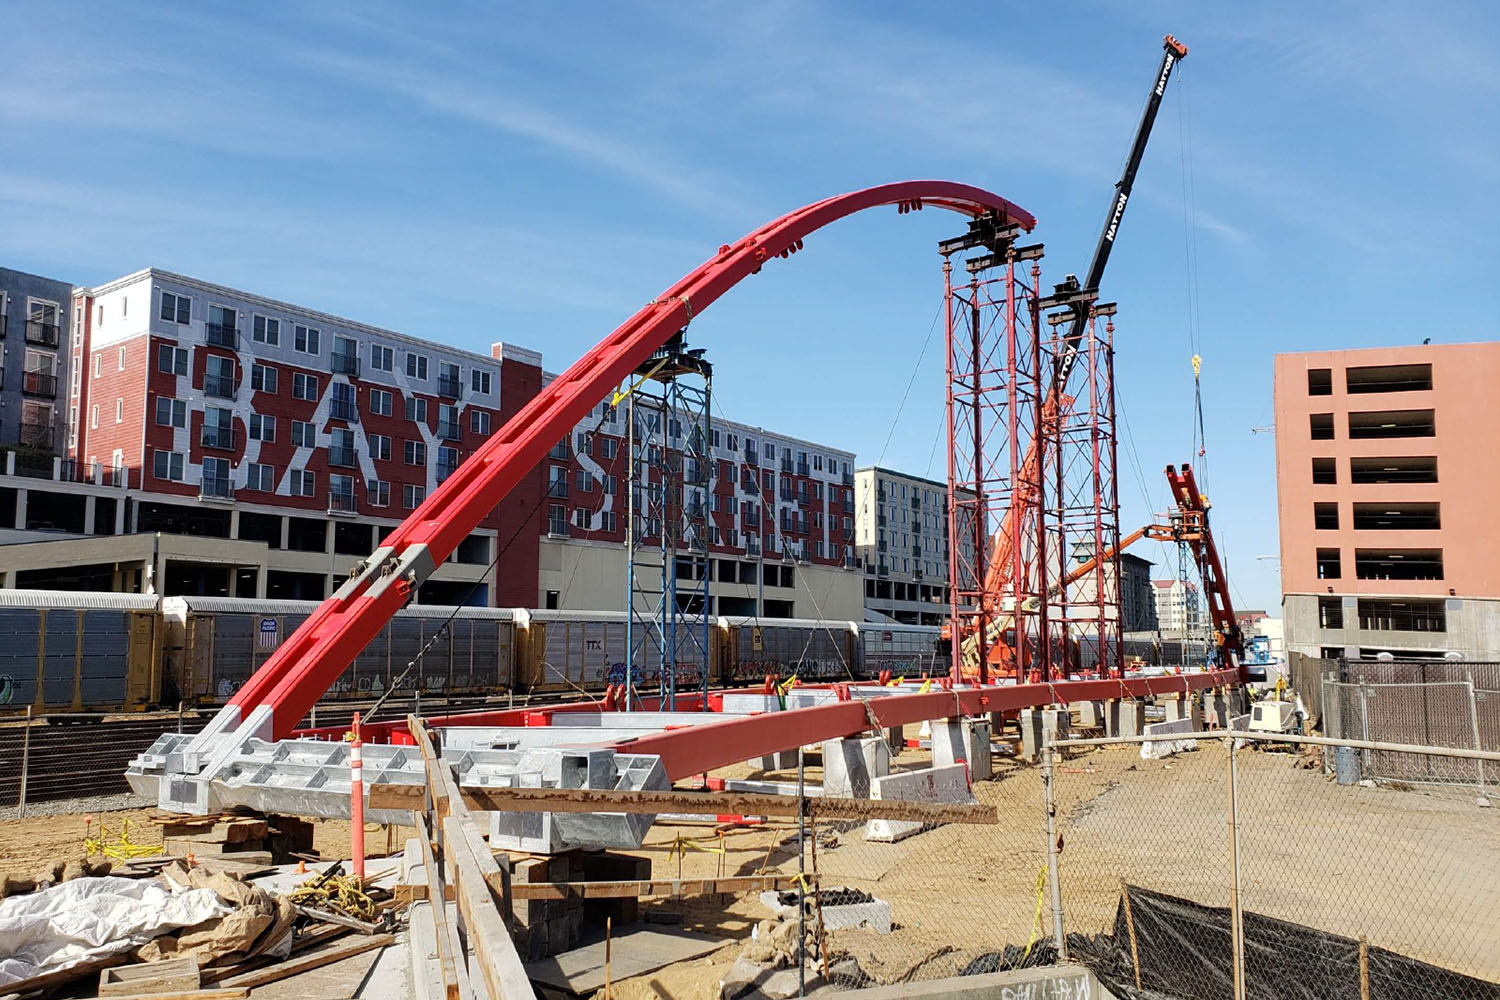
xmin=436 ymin=459 xmax=458 ymax=483
xmin=437 ymin=420 xmax=461 ymax=441
xmin=22 ymin=371 xmax=58 ymax=398
xmin=744 ymin=512 xmax=760 ymax=528
xmin=331 ymin=352 xmax=361 ymax=376
xmin=842 ymin=471 xmax=853 ymax=487
xmin=205 ymin=322 xmax=238 ymax=349
xmin=747 ymin=538 xmax=761 ymax=556
xmin=550 ymin=442 xmax=571 ymax=460
xmin=19 ymin=420 xmax=54 ymax=449
xmin=913 ymin=545 xmax=922 ymax=557
xmin=912 ymin=495 xmax=921 ymax=509
xmin=745 ymin=448 xmax=758 ymax=466
xmin=329 ymin=446 xmax=357 ymax=468
xmin=201 ymin=426 xmax=236 ymax=450
xmin=329 ymin=489 xmax=358 ymax=514
xmin=877 ymin=562 xmax=889 ymax=576
xmin=0 ymin=315 xmax=6 ymax=338
xmin=548 ymin=519 xmax=570 ymax=537
xmin=878 ymin=513 xmax=886 ymax=527
xmin=843 ymin=498 xmax=854 ymax=514
xmin=548 ymin=480 xmax=569 ymax=499
xmin=330 ymin=399 xmax=360 ymax=423
xmin=203 ymin=375 xmax=238 ymax=400
xmin=780 ymin=457 xmax=792 ymax=473
xmin=25 ymin=321 xmax=60 ymax=348
xmin=796 ymin=462 xmax=810 ymax=477
xmin=199 ymin=476 xmax=235 ymax=501
xmin=438 ymin=374 xmax=463 ymax=399
xmin=844 ymin=552 xmax=857 ymax=569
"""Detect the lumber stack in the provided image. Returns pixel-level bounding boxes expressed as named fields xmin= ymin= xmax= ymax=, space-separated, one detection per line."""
xmin=149 ymin=812 xmax=315 ymax=864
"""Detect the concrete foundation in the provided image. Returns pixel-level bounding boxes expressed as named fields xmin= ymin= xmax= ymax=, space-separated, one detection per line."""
xmin=822 ymin=736 xmax=891 ymax=799
xmin=864 ymin=763 xmax=973 ymax=843
xmin=1200 ymin=690 xmax=1230 ymax=729
xmin=1162 ymin=695 xmax=1191 ymax=723
xmin=1105 ymin=699 xmax=1146 ymax=738
xmin=931 ymin=718 xmax=993 ymax=781
xmin=1020 ymin=708 xmax=1070 ymax=761
xmin=1071 ymin=700 xmax=1107 ymax=730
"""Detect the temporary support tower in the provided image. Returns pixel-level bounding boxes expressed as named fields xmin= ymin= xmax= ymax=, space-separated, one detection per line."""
xmin=623 ymin=334 xmax=713 ymax=709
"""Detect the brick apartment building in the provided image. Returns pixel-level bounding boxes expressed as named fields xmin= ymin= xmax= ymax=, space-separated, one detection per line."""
xmin=1274 ymin=342 xmax=1500 ymax=659
xmin=1 ymin=268 xmax=544 ymax=603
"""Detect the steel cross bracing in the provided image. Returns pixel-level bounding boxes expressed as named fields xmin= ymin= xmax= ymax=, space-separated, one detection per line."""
xmin=161 ymin=182 xmax=1035 ymax=797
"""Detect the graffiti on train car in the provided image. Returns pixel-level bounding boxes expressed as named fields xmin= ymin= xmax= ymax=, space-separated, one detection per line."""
xmin=728 ymin=659 xmax=850 ymax=682
xmin=603 ymin=661 xmax=706 ymax=688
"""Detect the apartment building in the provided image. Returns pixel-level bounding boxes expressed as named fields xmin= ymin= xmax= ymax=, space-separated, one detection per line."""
xmin=0 ymin=269 xmax=545 ymax=604
xmin=0 ymin=267 xmax=74 ymax=455
xmin=1152 ymin=577 xmax=1202 ymax=636
xmin=851 ymin=468 xmax=970 ymax=626
xmin=1274 ymin=343 xmax=1500 ymax=659
xmin=535 ymin=398 xmax=863 ymax=620
xmin=1120 ymin=552 xmax=1158 ymax=632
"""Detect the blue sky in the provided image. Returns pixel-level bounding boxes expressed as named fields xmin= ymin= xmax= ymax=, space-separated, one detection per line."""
xmin=3 ymin=1 xmax=1497 ymax=614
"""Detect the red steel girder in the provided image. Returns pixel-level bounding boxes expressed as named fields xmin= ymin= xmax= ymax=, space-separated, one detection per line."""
xmin=619 ymin=669 xmax=1240 ymax=781
xmin=229 ymin=183 xmax=1036 ymax=739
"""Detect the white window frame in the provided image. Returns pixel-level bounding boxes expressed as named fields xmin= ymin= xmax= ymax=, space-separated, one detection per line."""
xmin=157 ymin=344 xmax=188 ymax=376
xmin=290 ymin=468 xmax=316 ymax=497
xmin=118 ymin=346 xmax=127 ymax=371
xmin=154 ymin=397 xmax=186 ymax=428
xmin=370 ymin=343 xmax=394 ymax=372
xmin=247 ymin=463 xmax=274 ymax=492
xmin=403 ymin=483 xmax=425 ymax=509
xmin=253 ymin=315 xmax=280 ymax=345
xmin=152 ymin=450 xmax=185 ymax=481
xmin=405 ymin=396 xmax=428 ymax=423
xmin=160 ymin=291 xmax=190 ymax=324
xmin=404 ymin=439 xmax=426 ymax=466
xmin=471 ymin=369 xmax=493 ymax=394
xmin=369 ymin=388 xmax=393 ymax=417
xmin=292 ymin=372 xmax=319 ymax=400
xmin=367 ymin=479 xmax=390 ymax=507
xmin=249 ymin=413 xmax=276 ymax=442
xmin=294 ymin=324 xmax=321 ymax=355
xmin=405 ymin=353 xmax=429 ymax=380
xmin=251 ymin=362 xmax=278 ymax=394
xmin=291 ymin=420 xmax=316 ymax=448
xmin=469 ymin=409 xmax=490 ymax=434
xmin=370 ymin=433 xmax=391 ymax=461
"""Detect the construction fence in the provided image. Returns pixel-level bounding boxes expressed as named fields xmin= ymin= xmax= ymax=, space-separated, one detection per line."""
xmin=785 ymin=729 xmax=1499 ymax=999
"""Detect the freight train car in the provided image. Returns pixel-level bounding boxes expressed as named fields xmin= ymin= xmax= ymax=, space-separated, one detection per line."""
xmin=0 ymin=590 xmax=160 ymax=715
xmin=517 ymin=610 xmax=729 ymax=694
xmin=722 ymin=617 xmax=859 ymax=683
xmin=858 ymin=623 xmax=943 ymax=679
xmin=162 ymin=597 xmax=516 ymax=705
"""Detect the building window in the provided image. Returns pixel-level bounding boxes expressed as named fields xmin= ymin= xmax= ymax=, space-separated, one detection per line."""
xmin=601 ymin=437 xmax=618 ymax=459
xmin=469 ymin=409 xmax=490 ymax=434
xmin=1349 ymin=456 xmax=1437 ymax=484
xmin=406 ymin=353 xmax=429 ymax=380
xmin=370 ymin=344 xmax=394 ymax=372
xmin=405 ymin=439 xmax=426 ymax=466
xmin=576 ymin=469 xmax=594 ymax=493
xmin=291 ymin=420 xmax=316 ymax=447
xmin=370 ymin=433 xmax=391 ymax=461
xmin=152 ymin=449 xmax=185 ymax=481
xmin=118 ymin=346 xmax=127 ymax=371
xmin=204 ymin=355 xmax=237 ymax=398
xmin=1318 ymin=597 xmax=1344 ymax=630
xmin=1311 ymin=457 xmax=1336 ymax=485
xmin=367 ymin=479 xmax=390 ymax=507
xmin=160 ymin=292 xmax=190 ymax=324
xmin=253 ymin=315 xmax=281 ymax=345
xmin=1357 ymin=598 xmax=1446 ymax=632
xmin=1348 ymin=409 xmax=1435 ymax=439
xmin=330 ymin=381 xmax=357 ymax=421
xmin=1314 ymin=502 xmax=1338 ymax=529
xmin=157 ymin=344 xmax=188 ymax=375
xmin=332 ymin=336 xmax=360 ymax=375
xmin=471 ymin=369 xmax=493 ymax=394
xmin=548 ymin=504 xmax=567 ymax=535
xmin=251 ymin=362 xmax=278 ymax=394
xmin=294 ymin=324 xmax=320 ymax=354
xmin=1307 ymin=368 xmax=1332 ymax=395
xmin=1309 ymin=413 xmax=1334 ymax=440
xmin=404 ymin=483 xmax=425 ymax=509
xmin=405 ymin=396 xmax=428 ymax=423
xmin=438 ymin=361 xmax=460 ymax=396
xmin=292 ymin=372 xmax=319 ymax=400
xmin=90 ymin=404 xmax=98 ymax=429
xmin=1347 ymin=364 xmax=1432 ymax=394
xmin=1354 ymin=548 xmax=1443 ymax=581
xmin=369 ymin=388 xmax=393 ymax=416
xmin=93 ymin=355 xmax=101 ymax=377
xmin=289 ymin=469 xmax=316 ymax=496
xmin=1316 ymin=548 xmax=1342 ymax=580
xmin=247 ymin=463 xmax=274 ymax=491
xmin=436 ymin=445 xmax=459 ymax=482
xmin=154 ymin=397 xmax=186 ymax=428
xmin=202 ymin=457 xmax=232 ymax=497
xmin=249 ymin=413 xmax=276 ymax=442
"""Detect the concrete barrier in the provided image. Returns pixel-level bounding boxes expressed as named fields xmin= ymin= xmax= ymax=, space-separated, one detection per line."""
xmin=1020 ymin=708 xmax=1070 ymax=761
xmin=1105 ymin=699 xmax=1146 ymax=738
xmin=864 ymin=763 xmax=974 ymax=842
xmin=822 ymin=736 xmax=890 ymax=799
xmin=932 ymin=718 xmax=993 ymax=780
xmin=825 ymin=963 xmax=1114 ymax=999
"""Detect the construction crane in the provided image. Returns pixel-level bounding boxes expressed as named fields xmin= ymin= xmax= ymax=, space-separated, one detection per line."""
xmin=943 ymin=35 xmax=1193 ymax=681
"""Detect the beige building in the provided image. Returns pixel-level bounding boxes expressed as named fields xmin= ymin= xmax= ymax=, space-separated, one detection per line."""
xmin=1273 ymin=342 xmax=1500 ymax=659
xmin=853 ymin=467 xmax=974 ymax=625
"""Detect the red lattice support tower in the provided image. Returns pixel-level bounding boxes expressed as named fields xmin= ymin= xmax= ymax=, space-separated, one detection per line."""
xmin=1040 ymin=304 xmax=1123 ymax=678
xmin=944 ymin=248 xmax=1047 ymax=683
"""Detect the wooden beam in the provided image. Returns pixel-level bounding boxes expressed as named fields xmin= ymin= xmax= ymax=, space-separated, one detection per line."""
xmin=216 ymin=935 xmax=393 ymax=989
xmin=511 ymin=875 xmax=794 ymax=900
xmin=413 ymin=812 xmax=462 ymax=1000
xmin=407 ymin=714 xmax=448 ymax=819
xmin=442 ymin=815 xmax=535 ymax=1000
xmin=369 ymin=782 xmax=995 ymax=825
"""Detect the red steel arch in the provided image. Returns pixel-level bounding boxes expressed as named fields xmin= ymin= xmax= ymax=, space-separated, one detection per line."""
xmin=229 ymin=181 xmax=1037 ymax=739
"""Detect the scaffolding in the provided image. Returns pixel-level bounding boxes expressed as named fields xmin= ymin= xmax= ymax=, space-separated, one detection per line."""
xmin=942 ymin=223 xmax=1048 ymax=683
xmin=1040 ymin=303 xmax=1123 ymax=678
xmin=623 ymin=333 xmax=713 ymax=710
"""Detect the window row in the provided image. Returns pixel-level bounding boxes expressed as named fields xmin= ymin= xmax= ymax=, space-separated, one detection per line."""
xmin=1309 ymin=455 xmax=1438 ymax=485
xmin=150 ymin=449 xmax=432 ymax=510
xmin=157 ymin=289 xmax=496 ymax=394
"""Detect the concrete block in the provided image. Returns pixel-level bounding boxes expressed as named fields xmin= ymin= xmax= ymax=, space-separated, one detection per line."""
xmin=1105 ymin=699 xmax=1146 ymax=738
xmin=1020 ymin=708 xmax=1070 ymax=761
xmin=1162 ymin=696 xmax=1191 ymax=723
xmin=931 ymin=719 xmax=993 ymax=781
xmin=822 ymin=737 xmax=891 ymax=798
xmin=758 ymin=749 xmax=799 ymax=771
xmin=884 ymin=724 xmax=905 ymax=754
xmin=864 ymin=763 xmax=974 ymax=842
xmin=1072 ymin=700 xmax=1107 ymax=729
xmin=1200 ymin=691 xmax=1230 ymax=729
xmin=1140 ymin=717 xmax=1201 ymax=760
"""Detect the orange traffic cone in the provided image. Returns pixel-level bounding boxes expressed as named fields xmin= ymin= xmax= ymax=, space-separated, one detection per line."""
xmin=296 ymin=859 xmax=308 ymax=875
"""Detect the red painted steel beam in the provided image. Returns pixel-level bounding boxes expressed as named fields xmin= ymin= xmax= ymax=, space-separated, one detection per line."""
xmin=620 ymin=669 xmax=1241 ymax=781
xmin=229 ymin=182 xmax=1036 ymax=740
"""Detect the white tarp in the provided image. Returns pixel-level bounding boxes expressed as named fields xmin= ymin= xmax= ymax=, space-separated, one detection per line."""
xmin=0 ymin=876 xmax=231 ymax=986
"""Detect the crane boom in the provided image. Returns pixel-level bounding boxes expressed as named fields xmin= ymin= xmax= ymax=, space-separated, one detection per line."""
xmin=1054 ymin=34 xmax=1188 ymax=387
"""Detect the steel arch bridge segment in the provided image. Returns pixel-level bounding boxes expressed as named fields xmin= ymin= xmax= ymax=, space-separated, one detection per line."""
xmin=230 ymin=181 xmax=1037 ymax=739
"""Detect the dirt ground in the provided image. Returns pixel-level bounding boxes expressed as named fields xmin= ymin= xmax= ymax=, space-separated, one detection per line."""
xmin=3 ymin=741 xmax=1496 ymax=998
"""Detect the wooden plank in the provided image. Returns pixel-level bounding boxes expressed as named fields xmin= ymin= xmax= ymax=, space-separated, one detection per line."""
xmin=96 ymin=991 xmax=246 ymax=1000
xmin=216 ymin=934 xmax=393 ymax=989
xmin=413 ymin=811 xmax=462 ymax=1000
xmin=98 ymin=956 xmax=200 ymax=995
xmin=511 ymin=875 xmax=793 ymax=900
xmin=407 ymin=714 xmax=448 ymax=819
xmin=441 ymin=814 xmax=535 ymax=1000
xmin=370 ymin=781 xmax=996 ymax=825
xmin=161 ymin=819 xmax=268 ymax=843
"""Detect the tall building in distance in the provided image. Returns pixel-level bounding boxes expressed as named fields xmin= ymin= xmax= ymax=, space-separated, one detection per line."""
xmin=1119 ymin=552 xmax=1158 ymax=633
xmin=1273 ymin=343 xmax=1500 ymax=660
xmin=1152 ymin=577 xmax=1201 ymax=636
xmin=1 ymin=267 xmax=74 ymax=456
xmin=853 ymin=467 xmax=970 ymax=626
